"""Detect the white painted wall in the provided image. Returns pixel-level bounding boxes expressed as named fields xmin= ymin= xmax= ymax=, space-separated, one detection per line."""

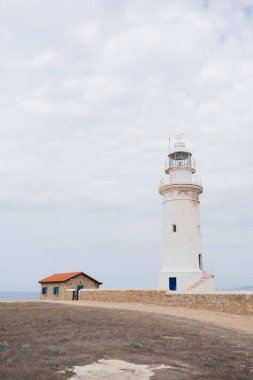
xmin=169 ymin=167 xmax=193 ymax=184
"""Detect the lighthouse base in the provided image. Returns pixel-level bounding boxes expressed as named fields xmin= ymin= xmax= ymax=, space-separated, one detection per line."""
xmin=159 ymin=270 xmax=215 ymax=292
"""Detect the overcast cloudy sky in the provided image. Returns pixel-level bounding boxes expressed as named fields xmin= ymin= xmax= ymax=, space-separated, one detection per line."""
xmin=0 ymin=0 xmax=252 ymax=291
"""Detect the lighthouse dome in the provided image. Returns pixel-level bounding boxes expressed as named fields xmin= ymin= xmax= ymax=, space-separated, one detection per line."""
xmin=166 ymin=138 xmax=195 ymax=174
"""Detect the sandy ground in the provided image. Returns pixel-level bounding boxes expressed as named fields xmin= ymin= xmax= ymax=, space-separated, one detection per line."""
xmin=53 ymin=300 xmax=253 ymax=335
xmin=68 ymin=359 xmax=171 ymax=379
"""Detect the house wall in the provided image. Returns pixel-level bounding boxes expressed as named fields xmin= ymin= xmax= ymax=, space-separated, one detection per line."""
xmin=40 ymin=274 xmax=99 ymax=301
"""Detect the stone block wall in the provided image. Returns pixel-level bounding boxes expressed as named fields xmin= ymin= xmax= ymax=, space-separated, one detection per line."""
xmin=78 ymin=289 xmax=253 ymax=316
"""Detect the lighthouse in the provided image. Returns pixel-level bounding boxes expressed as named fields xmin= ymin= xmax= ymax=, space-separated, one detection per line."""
xmin=159 ymin=135 xmax=214 ymax=292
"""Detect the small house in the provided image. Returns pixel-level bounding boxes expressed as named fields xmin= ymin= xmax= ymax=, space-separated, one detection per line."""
xmin=39 ymin=272 xmax=102 ymax=301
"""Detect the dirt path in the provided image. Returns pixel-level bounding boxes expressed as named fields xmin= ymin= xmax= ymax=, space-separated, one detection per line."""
xmin=53 ymin=300 xmax=253 ymax=335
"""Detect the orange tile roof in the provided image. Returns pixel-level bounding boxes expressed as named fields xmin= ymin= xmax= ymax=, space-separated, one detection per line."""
xmin=39 ymin=272 xmax=102 ymax=284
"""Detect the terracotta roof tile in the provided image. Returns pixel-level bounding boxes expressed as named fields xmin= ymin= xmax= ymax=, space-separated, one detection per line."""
xmin=39 ymin=272 xmax=102 ymax=284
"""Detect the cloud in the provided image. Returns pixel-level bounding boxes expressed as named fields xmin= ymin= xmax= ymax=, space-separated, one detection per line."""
xmin=72 ymin=22 xmax=100 ymax=44
xmin=0 ymin=0 xmax=252 ymax=290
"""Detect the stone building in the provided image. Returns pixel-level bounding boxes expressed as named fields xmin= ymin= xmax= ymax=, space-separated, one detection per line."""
xmin=39 ymin=272 xmax=102 ymax=301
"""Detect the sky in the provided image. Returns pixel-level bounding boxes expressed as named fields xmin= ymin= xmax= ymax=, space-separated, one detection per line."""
xmin=0 ymin=0 xmax=252 ymax=291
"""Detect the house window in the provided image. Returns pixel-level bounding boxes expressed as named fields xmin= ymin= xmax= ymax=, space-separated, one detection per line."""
xmin=172 ymin=224 xmax=177 ymax=232
xmin=53 ymin=286 xmax=59 ymax=296
xmin=42 ymin=287 xmax=47 ymax=295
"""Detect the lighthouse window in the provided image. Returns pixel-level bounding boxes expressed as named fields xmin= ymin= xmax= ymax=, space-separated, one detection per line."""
xmin=172 ymin=224 xmax=177 ymax=232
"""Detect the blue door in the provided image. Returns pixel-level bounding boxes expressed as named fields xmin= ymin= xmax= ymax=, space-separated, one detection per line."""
xmin=169 ymin=277 xmax=177 ymax=291
xmin=76 ymin=285 xmax=84 ymax=300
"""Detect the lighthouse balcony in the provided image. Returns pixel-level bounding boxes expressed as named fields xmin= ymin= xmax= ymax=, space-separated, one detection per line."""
xmin=160 ymin=176 xmax=202 ymax=187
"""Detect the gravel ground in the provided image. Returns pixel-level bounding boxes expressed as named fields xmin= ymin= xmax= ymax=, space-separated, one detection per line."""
xmin=0 ymin=302 xmax=252 ymax=379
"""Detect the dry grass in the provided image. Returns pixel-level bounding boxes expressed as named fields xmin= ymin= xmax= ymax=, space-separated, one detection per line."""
xmin=0 ymin=302 xmax=252 ymax=379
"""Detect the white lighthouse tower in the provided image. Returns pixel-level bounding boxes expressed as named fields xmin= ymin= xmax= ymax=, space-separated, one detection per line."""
xmin=159 ymin=135 xmax=214 ymax=292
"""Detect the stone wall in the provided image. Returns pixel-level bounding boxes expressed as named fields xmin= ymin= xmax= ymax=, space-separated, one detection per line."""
xmin=78 ymin=289 xmax=253 ymax=316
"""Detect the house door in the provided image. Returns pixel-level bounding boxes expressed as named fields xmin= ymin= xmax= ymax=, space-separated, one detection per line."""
xmin=72 ymin=291 xmax=78 ymax=301
xmin=169 ymin=277 xmax=177 ymax=291
xmin=76 ymin=285 xmax=84 ymax=300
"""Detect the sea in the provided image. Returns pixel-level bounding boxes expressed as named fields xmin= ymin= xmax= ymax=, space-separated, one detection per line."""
xmin=0 ymin=291 xmax=39 ymax=301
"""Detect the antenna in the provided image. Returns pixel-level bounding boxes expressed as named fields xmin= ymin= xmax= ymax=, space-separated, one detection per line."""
xmin=175 ymin=133 xmax=184 ymax=142
xmin=175 ymin=132 xmax=185 ymax=149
